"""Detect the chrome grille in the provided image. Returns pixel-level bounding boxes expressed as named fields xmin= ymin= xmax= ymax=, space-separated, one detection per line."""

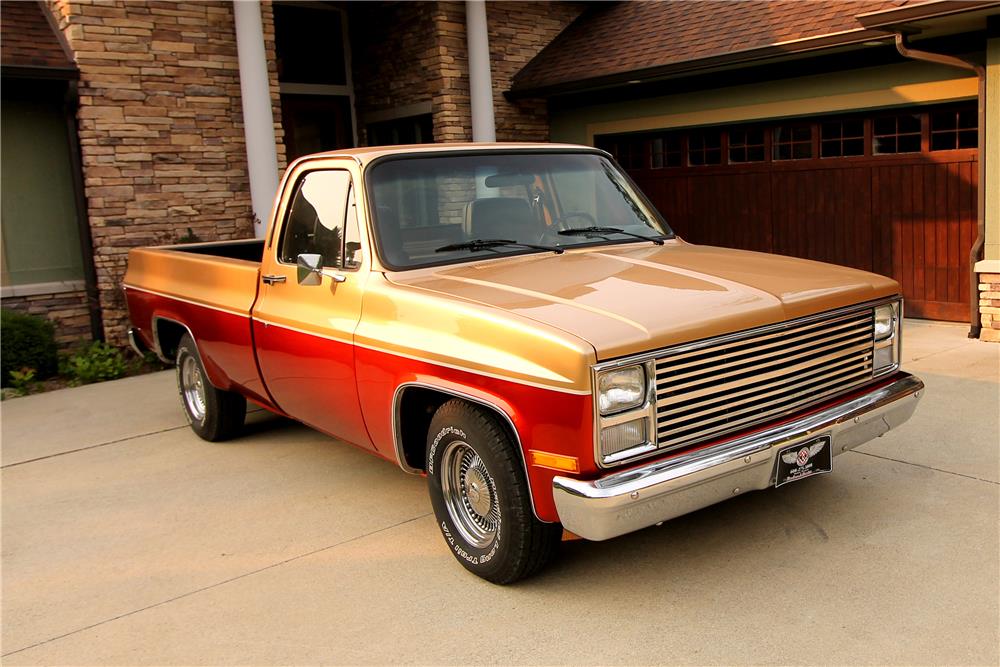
xmin=654 ymin=308 xmax=874 ymax=453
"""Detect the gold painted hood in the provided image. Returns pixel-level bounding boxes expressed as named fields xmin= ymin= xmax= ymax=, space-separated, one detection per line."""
xmin=386 ymin=240 xmax=900 ymax=361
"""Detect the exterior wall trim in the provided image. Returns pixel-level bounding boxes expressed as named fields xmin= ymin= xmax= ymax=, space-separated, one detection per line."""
xmin=584 ymin=77 xmax=978 ymax=144
xmin=0 ymin=280 xmax=87 ymax=298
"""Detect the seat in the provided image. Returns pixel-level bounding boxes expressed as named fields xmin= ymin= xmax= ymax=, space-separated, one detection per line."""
xmin=466 ymin=197 xmax=536 ymax=241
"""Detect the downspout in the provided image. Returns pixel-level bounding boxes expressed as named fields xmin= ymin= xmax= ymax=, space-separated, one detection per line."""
xmin=894 ymin=33 xmax=987 ymax=338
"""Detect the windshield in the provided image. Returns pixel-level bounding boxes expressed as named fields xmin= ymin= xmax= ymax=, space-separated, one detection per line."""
xmin=366 ymin=152 xmax=672 ymax=270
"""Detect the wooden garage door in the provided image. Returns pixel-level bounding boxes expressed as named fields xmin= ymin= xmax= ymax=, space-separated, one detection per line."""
xmin=598 ymin=103 xmax=978 ymax=321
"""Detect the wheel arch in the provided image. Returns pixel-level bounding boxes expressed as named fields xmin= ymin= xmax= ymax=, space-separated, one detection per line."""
xmin=151 ymin=316 xmax=192 ymax=364
xmin=392 ymin=381 xmax=548 ymax=522
xmin=151 ymin=316 xmax=228 ymax=391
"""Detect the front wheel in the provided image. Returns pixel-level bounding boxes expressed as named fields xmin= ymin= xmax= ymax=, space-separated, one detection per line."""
xmin=426 ymin=399 xmax=561 ymax=584
xmin=176 ymin=333 xmax=245 ymax=442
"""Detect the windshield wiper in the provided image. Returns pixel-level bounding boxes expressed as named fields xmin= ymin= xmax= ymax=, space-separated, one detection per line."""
xmin=435 ymin=238 xmax=564 ymax=254
xmin=557 ymin=226 xmax=667 ymax=246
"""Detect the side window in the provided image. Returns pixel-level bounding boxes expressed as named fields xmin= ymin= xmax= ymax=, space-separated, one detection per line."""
xmin=279 ymin=170 xmax=354 ymax=268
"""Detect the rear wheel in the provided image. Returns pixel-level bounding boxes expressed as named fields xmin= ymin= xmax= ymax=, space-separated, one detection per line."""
xmin=426 ymin=399 xmax=561 ymax=584
xmin=176 ymin=333 xmax=245 ymax=441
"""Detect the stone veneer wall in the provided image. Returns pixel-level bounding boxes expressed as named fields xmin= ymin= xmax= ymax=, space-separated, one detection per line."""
xmin=349 ymin=1 xmax=436 ymax=145
xmin=351 ymin=1 xmax=583 ymax=144
xmin=486 ymin=1 xmax=585 ymax=141
xmin=978 ymin=273 xmax=1000 ymax=342
xmin=47 ymin=0 xmax=285 ymax=346
xmin=1 ymin=290 xmax=93 ymax=348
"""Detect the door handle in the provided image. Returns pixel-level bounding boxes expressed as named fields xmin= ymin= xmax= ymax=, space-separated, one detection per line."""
xmin=261 ymin=274 xmax=287 ymax=285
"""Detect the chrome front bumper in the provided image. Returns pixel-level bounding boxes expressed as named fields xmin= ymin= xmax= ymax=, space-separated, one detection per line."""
xmin=552 ymin=373 xmax=924 ymax=541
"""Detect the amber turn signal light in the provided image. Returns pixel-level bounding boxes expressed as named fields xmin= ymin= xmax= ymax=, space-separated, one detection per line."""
xmin=529 ymin=450 xmax=580 ymax=473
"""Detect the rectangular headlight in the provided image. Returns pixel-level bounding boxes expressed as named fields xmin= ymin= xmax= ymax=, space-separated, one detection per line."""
xmin=598 ymin=365 xmax=646 ymax=415
xmin=875 ymin=303 xmax=897 ymax=341
xmin=873 ymin=301 xmax=901 ymax=375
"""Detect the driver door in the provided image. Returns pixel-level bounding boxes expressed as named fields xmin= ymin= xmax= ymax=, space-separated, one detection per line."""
xmin=252 ymin=165 xmax=373 ymax=450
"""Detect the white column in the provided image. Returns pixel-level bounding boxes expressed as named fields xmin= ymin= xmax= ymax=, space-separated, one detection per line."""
xmin=234 ymin=0 xmax=279 ymax=239
xmin=465 ymin=0 xmax=496 ymax=142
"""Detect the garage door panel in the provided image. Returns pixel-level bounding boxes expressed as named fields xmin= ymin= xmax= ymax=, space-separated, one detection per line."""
xmin=687 ymin=172 xmax=771 ymax=252
xmin=872 ymin=159 xmax=977 ymax=320
xmin=772 ymin=167 xmax=872 ymax=272
xmin=597 ymin=103 xmax=977 ymax=322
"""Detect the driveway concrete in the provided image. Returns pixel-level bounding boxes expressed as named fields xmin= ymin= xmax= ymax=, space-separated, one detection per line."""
xmin=2 ymin=319 xmax=997 ymax=665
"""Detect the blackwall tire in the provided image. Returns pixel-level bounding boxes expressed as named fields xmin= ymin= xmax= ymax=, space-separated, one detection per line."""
xmin=426 ymin=399 xmax=561 ymax=584
xmin=175 ymin=333 xmax=245 ymax=442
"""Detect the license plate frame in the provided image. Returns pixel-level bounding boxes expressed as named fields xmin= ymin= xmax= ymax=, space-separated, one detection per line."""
xmin=774 ymin=436 xmax=833 ymax=488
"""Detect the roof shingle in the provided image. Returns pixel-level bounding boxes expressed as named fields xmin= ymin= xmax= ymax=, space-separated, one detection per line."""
xmin=510 ymin=0 xmax=930 ymax=94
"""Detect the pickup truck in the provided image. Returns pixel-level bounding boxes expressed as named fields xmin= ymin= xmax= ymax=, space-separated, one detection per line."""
xmin=124 ymin=143 xmax=923 ymax=584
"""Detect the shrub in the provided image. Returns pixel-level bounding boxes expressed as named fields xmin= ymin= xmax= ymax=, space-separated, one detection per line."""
xmin=63 ymin=341 xmax=128 ymax=385
xmin=0 ymin=309 xmax=58 ymax=387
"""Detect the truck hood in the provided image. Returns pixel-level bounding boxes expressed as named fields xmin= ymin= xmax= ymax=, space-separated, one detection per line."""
xmin=386 ymin=240 xmax=899 ymax=360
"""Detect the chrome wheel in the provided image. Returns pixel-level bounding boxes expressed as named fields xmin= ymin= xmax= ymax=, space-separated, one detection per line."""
xmin=180 ymin=354 xmax=207 ymax=423
xmin=440 ymin=440 xmax=501 ymax=548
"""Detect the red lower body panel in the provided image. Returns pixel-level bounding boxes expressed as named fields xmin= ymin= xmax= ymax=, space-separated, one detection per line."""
xmin=355 ymin=346 xmax=594 ymax=522
xmin=125 ymin=288 xmax=273 ymax=407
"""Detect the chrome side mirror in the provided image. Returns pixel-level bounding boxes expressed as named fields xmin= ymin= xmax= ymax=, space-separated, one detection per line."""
xmin=296 ymin=253 xmax=323 ymax=286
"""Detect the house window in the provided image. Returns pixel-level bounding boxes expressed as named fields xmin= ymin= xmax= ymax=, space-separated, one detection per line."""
xmin=773 ymin=124 xmax=813 ymax=160
xmin=688 ymin=130 xmax=722 ymax=166
xmin=367 ymin=114 xmax=433 ymax=146
xmin=873 ymin=113 xmax=921 ymax=154
xmin=651 ymin=135 xmax=682 ymax=168
xmin=728 ymin=128 xmax=766 ymax=163
xmin=820 ymin=119 xmax=865 ymax=157
xmin=1 ymin=86 xmax=85 ymax=286
xmin=930 ymin=107 xmax=977 ymax=151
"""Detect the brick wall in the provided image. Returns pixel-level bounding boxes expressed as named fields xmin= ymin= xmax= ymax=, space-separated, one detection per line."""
xmin=47 ymin=0 xmax=285 ymax=346
xmin=979 ymin=274 xmax=1000 ymax=342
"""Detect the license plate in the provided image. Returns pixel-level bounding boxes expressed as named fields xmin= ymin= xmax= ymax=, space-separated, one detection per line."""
xmin=774 ymin=436 xmax=833 ymax=488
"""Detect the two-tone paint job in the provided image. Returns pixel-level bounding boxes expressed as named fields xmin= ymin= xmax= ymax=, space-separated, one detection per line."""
xmin=124 ymin=143 xmax=906 ymax=525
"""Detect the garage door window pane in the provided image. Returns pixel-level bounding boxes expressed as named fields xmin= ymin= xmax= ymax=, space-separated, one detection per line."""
xmin=728 ymin=128 xmax=765 ymax=163
xmin=773 ymin=124 xmax=812 ymax=160
xmin=820 ymin=119 xmax=864 ymax=158
xmin=930 ymin=106 xmax=977 ymax=151
xmin=873 ymin=114 xmax=921 ymax=154
xmin=688 ymin=131 xmax=721 ymax=166
xmin=651 ymin=134 xmax=681 ymax=168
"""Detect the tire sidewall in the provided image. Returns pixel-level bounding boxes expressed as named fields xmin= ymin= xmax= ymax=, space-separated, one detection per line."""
xmin=426 ymin=413 xmax=516 ymax=580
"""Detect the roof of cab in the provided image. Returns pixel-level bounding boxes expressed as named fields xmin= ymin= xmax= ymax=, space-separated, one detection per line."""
xmin=290 ymin=142 xmax=602 ymax=167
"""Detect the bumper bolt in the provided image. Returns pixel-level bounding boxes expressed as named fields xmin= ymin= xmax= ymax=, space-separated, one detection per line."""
xmin=630 ymin=491 xmax=639 ymax=499
xmin=854 ymin=417 xmax=860 ymax=423
xmin=732 ymin=487 xmax=740 ymax=495
xmin=744 ymin=456 xmax=751 ymax=463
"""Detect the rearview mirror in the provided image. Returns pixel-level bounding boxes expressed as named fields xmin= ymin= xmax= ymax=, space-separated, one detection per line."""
xmin=484 ymin=171 xmax=535 ymax=188
xmin=296 ymin=253 xmax=323 ymax=286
